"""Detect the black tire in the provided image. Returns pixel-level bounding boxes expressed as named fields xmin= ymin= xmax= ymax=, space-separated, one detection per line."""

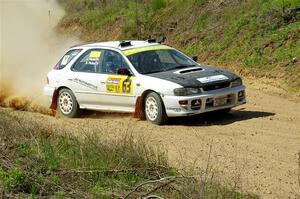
xmin=144 ymin=92 xmax=168 ymax=125
xmin=57 ymin=88 xmax=80 ymax=118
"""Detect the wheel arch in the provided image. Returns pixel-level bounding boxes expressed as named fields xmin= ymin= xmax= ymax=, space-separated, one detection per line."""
xmin=49 ymin=86 xmax=72 ymax=110
xmin=133 ymin=89 xmax=166 ymax=120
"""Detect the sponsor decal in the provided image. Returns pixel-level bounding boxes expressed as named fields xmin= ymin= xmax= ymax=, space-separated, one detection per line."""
xmin=197 ymin=75 xmax=228 ymax=83
xmin=68 ymin=78 xmax=97 ymax=91
xmin=90 ymin=51 xmax=101 ymax=58
xmin=123 ymin=45 xmax=173 ymax=56
xmin=106 ymin=75 xmax=133 ymax=95
xmin=87 ymin=51 xmax=101 ymax=65
xmin=166 ymin=107 xmax=181 ymax=112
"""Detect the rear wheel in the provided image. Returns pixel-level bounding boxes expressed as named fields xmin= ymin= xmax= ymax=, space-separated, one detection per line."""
xmin=144 ymin=92 xmax=168 ymax=125
xmin=57 ymin=88 xmax=80 ymax=118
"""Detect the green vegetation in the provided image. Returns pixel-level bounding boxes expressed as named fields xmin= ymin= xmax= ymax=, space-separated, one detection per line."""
xmin=0 ymin=109 xmax=258 ymax=198
xmin=57 ymin=0 xmax=300 ymax=89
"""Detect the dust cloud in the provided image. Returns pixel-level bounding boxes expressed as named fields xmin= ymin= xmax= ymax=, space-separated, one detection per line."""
xmin=0 ymin=0 xmax=79 ymax=107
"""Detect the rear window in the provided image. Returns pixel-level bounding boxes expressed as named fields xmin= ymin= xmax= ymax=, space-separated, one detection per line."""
xmin=54 ymin=49 xmax=82 ymax=70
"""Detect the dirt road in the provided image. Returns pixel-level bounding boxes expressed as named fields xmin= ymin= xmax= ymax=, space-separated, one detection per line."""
xmin=1 ymin=79 xmax=300 ymax=198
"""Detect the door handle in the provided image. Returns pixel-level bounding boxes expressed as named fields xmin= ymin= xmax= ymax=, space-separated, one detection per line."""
xmin=100 ymin=81 xmax=106 ymax=84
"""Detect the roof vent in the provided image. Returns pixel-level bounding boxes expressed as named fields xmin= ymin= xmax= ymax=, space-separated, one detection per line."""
xmin=119 ymin=41 xmax=132 ymax=47
xmin=147 ymin=39 xmax=157 ymax=43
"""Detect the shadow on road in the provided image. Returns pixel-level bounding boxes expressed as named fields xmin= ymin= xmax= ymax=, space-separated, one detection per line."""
xmin=80 ymin=110 xmax=131 ymax=119
xmin=167 ymin=109 xmax=275 ymax=126
xmin=78 ymin=108 xmax=275 ymax=127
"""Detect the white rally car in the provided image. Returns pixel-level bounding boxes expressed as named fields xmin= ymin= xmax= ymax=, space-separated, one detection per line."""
xmin=44 ymin=40 xmax=246 ymax=124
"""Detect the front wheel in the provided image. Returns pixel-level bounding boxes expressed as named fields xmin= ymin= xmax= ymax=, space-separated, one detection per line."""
xmin=144 ymin=92 xmax=168 ymax=125
xmin=57 ymin=88 xmax=80 ymax=118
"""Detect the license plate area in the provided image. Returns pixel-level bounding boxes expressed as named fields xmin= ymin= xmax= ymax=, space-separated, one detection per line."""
xmin=213 ymin=96 xmax=227 ymax=107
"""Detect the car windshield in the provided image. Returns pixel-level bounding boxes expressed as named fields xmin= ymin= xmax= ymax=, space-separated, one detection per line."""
xmin=127 ymin=49 xmax=196 ymax=74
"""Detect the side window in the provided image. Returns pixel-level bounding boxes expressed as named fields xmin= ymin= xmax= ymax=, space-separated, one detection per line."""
xmin=72 ymin=49 xmax=103 ymax=73
xmin=55 ymin=49 xmax=82 ymax=70
xmin=172 ymin=50 xmax=194 ymax=65
xmin=101 ymin=50 xmax=130 ymax=74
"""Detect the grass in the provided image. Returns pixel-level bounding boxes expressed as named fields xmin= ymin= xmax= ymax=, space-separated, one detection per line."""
xmin=0 ymin=110 xmax=169 ymax=197
xmin=0 ymin=108 xmax=258 ymax=198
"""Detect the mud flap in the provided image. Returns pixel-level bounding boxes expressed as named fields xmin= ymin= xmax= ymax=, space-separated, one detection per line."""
xmin=133 ymin=96 xmax=146 ymax=120
xmin=49 ymin=89 xmax=58 ymax=110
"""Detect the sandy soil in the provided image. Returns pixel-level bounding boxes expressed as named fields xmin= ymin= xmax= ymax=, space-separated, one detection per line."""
xmin=1 ymin=79 xmax=299 ymax=199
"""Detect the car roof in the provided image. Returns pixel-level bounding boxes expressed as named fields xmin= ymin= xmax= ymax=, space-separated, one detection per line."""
xmin=77 ymin=40 xmax=162 ymax=50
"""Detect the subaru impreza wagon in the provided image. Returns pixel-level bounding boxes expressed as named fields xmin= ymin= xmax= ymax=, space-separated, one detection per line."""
xmin=44 ymin=40 xmax=246 ymax=124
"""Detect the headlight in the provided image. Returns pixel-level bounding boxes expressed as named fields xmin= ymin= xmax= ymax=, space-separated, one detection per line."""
xmin=231 ymin=78 xmax=242 ymax=87
xmin=174 ymin=88 xmax=202 ymax=96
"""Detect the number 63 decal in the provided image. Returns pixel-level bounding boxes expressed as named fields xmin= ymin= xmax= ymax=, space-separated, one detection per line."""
xmin=106 ymin=75 xmax=134 ymax=95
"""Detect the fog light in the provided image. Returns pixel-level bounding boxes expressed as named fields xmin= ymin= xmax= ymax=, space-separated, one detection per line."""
xmin=238 ymin=90 xmax=245 ymax=101
xmin=238 ymin=91 xmax=245 ymax=97
xmin=179 ymin=100 xmax=188 ymax=107
xmin=191 ymin=99 xmax=201 ymax=110
xmin=206 ymin=98 xmax=213 ymax=103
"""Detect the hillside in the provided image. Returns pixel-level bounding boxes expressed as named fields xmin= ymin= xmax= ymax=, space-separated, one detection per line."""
xmin=57 ymin=0 xmax=300 ymax=89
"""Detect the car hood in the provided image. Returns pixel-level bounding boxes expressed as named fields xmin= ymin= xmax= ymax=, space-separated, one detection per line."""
xmin=146 ymin=65 xmax=239 ymax=88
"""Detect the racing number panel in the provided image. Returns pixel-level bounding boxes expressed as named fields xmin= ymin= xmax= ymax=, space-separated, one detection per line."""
xmin=106 ymin=75 xmax=134 ymax=95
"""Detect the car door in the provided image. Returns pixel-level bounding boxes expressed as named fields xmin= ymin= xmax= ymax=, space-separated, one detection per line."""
xmin=97 ymin=49 xmax=136 ymax=110
xmin=67 ymin=49 xmax=105 ymax=106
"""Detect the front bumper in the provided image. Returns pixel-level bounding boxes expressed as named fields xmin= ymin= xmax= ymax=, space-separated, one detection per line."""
xmin=163 ymin=85 xmax=246 ymax=117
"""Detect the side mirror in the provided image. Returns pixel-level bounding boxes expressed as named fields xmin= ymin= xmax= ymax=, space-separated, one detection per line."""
xmin=192 ymin=56 xmax=198 ymax=62
xmin=117 ymin=68 xmax=132 ymax=76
